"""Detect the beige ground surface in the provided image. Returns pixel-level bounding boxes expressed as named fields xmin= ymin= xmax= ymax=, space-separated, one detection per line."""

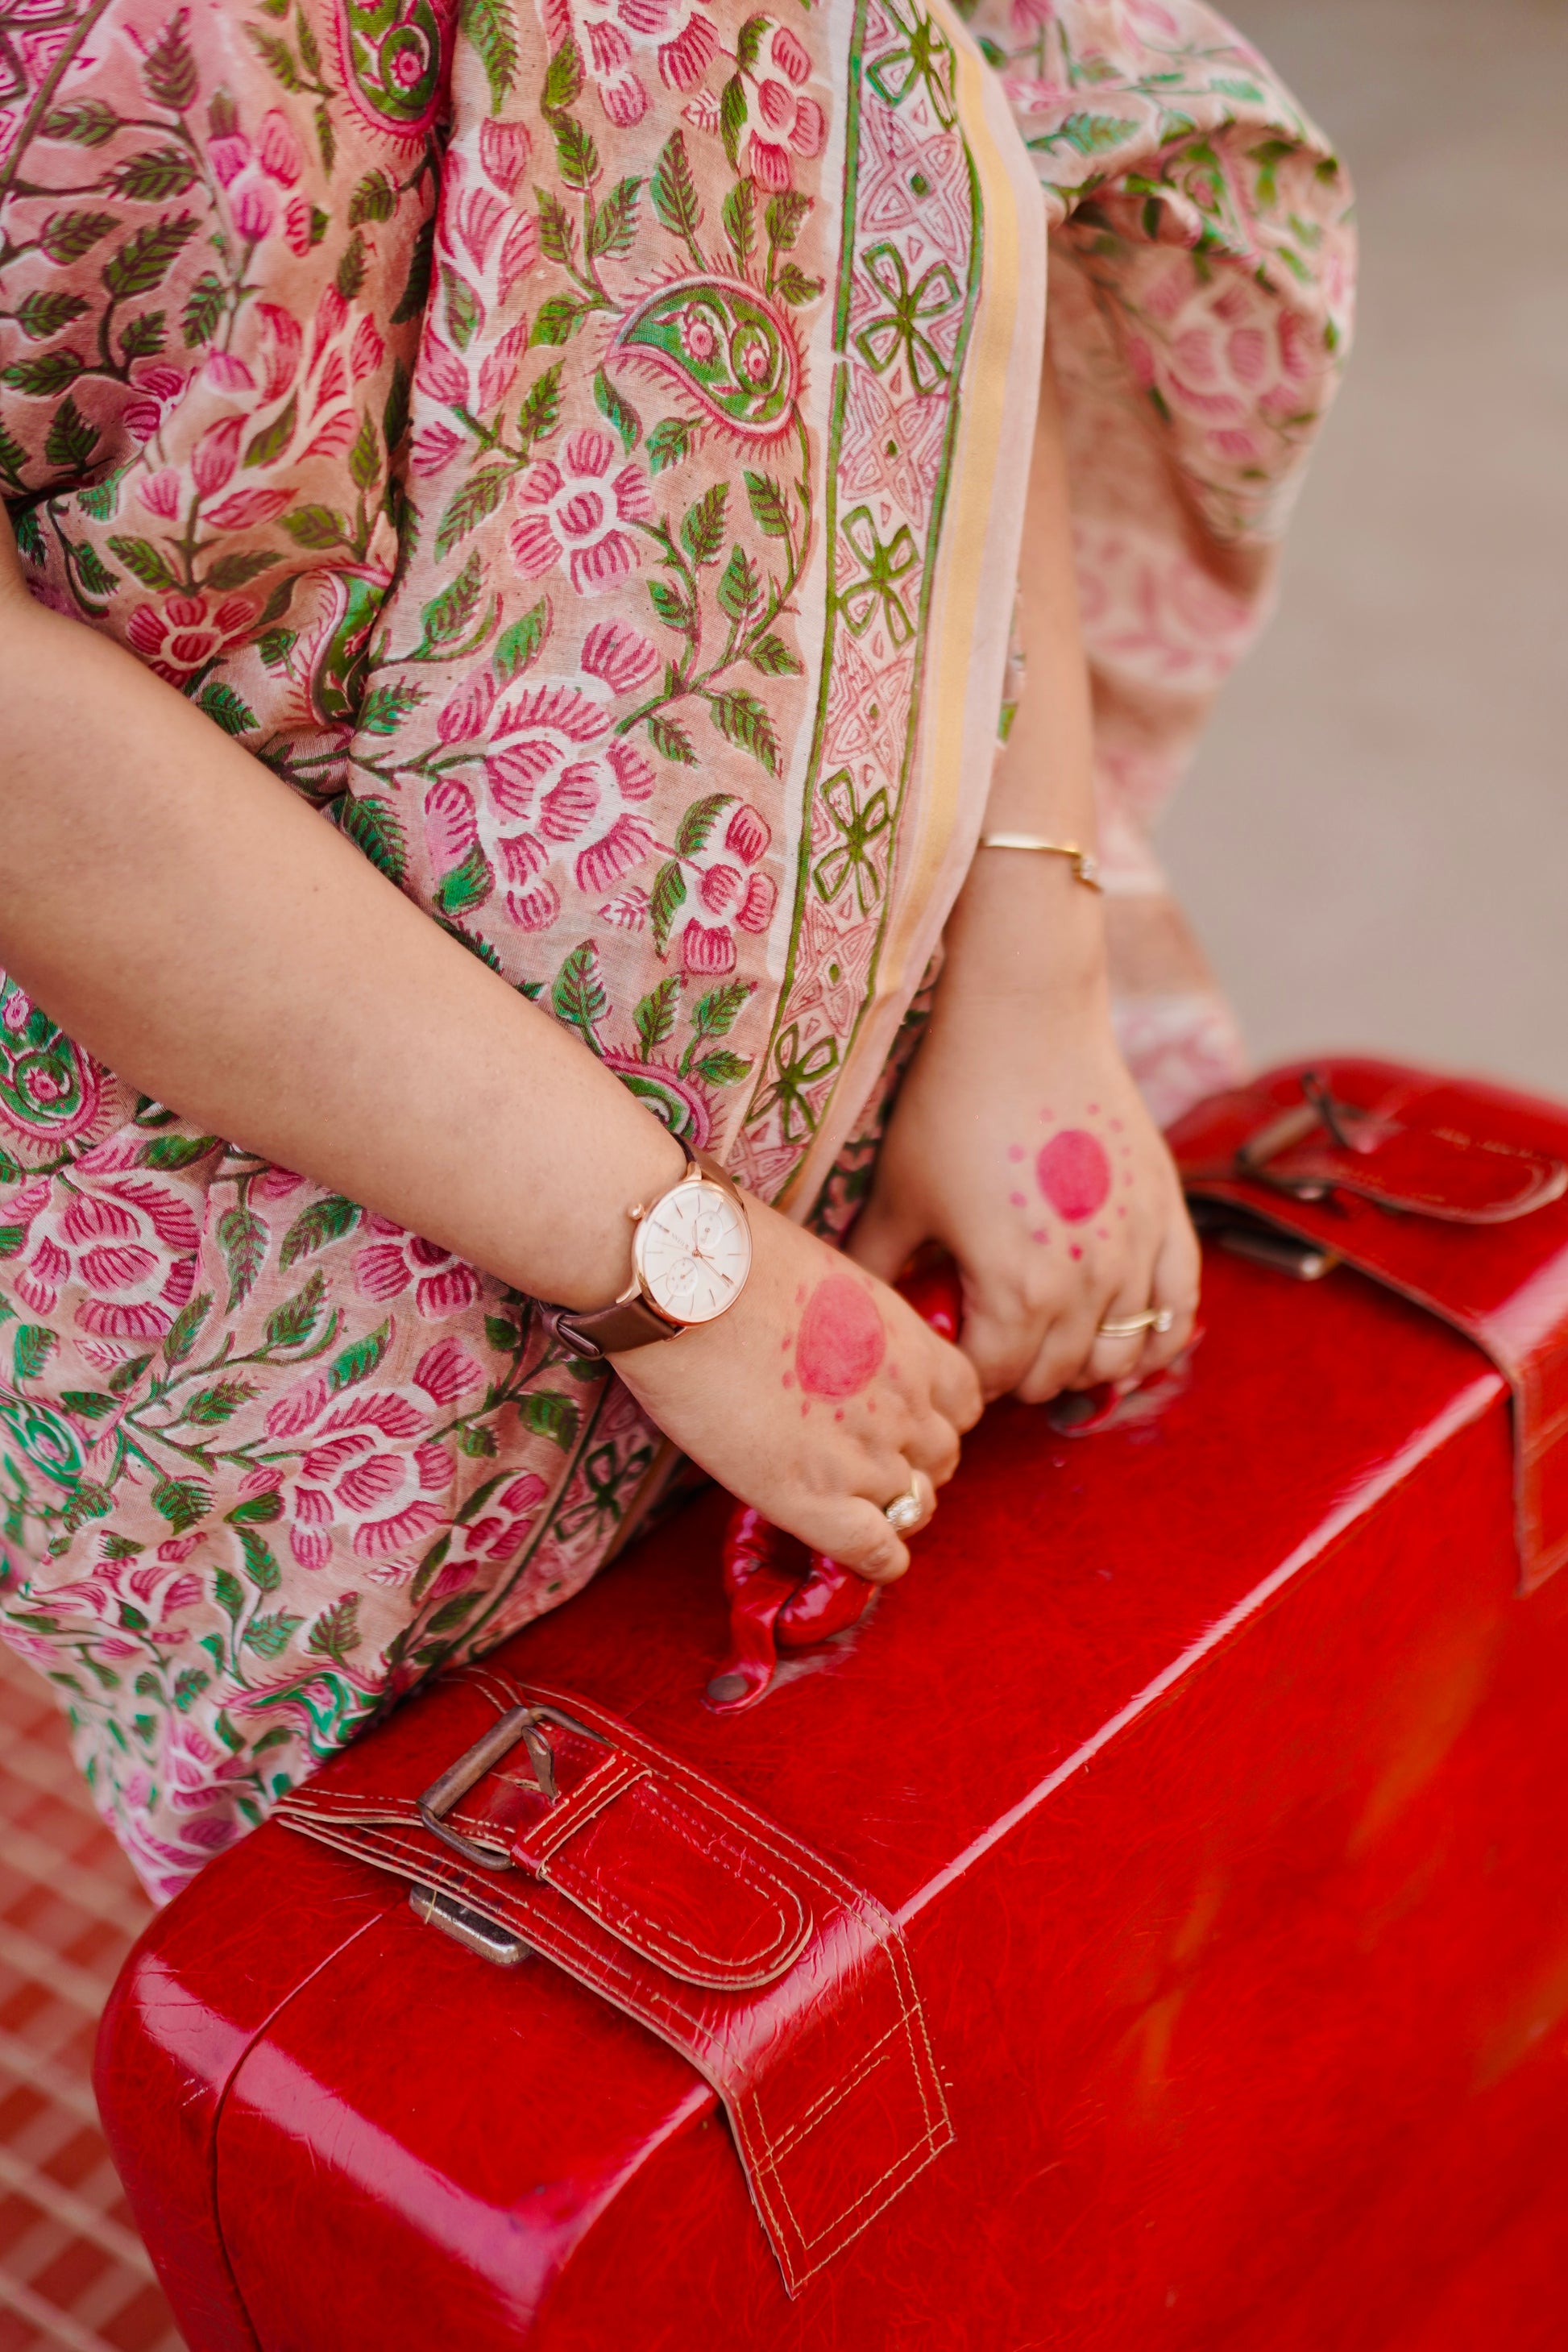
xmin=1158 ymin=0 xmax=1568 ymax=1097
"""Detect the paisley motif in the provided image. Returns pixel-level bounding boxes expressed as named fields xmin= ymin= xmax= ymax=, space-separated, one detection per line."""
xmin=333 ymin=0 xmax=454 ymax=139
xmin=601 ymin=1050 xmax=716 ymax=1146
xmin=0 ymin=981 xmax=102 ymax=1151
xmin=0 ymin=1398 xmax=83 ymax=1496
xmin=614 ymin=278 xmax=801 ymax=442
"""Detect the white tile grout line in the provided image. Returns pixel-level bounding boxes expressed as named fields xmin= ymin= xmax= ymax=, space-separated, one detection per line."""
xmin=0 ymin=2143 xmax=154 ymax=2278
xmin=0 ymin=1922 xmax=118 ymax=2017
xmin=0 ymin=2028 xmax=102 ymax=2128
xmin=0 ymin=1824 xmax=149 ymax=1938
xmin=0 ymin=2262 xmax=125 ymax=2352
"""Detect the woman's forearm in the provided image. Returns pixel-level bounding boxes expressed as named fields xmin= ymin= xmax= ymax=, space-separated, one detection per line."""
xmin=940 ymin=352 xmax=1109 ymax=1010
xmin=0 ymin=529 xmax=684 ymax=1311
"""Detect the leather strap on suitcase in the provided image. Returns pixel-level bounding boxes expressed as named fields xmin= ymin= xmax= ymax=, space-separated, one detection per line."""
xmin=276 ymin=1667 xmax=952 ymax=2295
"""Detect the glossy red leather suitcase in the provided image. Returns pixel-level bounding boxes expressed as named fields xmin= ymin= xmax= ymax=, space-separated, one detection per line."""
xmin=97 ymin=1062 xmax=1568 ymax=2351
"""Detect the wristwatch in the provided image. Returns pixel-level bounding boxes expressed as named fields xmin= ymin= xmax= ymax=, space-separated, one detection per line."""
xmin=552 ymin=1136 xmax=753 ymax=1360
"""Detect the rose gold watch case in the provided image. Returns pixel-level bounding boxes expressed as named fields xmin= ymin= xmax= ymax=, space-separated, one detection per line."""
xmin=630 ymin=1168 xmax=753 ymax=1329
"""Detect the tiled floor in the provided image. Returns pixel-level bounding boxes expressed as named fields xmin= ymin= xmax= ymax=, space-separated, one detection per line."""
xmin=0 ymin=1642 xmax=180 ymax=2352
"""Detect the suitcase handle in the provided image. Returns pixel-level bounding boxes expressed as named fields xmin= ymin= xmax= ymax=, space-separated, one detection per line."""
xmin=706 ymin=1256 xmax=963 ymax=1715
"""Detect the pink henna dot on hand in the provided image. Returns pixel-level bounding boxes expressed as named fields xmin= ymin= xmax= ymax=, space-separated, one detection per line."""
xmin=1010 ymin=1191 xmax=1027 ymax=1209
xmin=1035 ymin=1129 xmax=1112 ymax=1223
xmin=1007 ymin=1144 xmax=1024 ymax=1164
xmin=795 ymin=1274 xmax=887 ymax=1400
xmin=1070 ymin=1244 xmax=1083 ymax=1260
xmin=1031 ymin=1228 xmax=1049 ymax=1245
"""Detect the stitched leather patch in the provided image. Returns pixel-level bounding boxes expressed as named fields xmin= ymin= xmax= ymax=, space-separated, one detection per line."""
xmin=276 ymin=1668 xmax=952 ymax=2293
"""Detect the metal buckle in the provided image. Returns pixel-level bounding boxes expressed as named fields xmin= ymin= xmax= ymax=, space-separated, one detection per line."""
xmin=416 ymin=1703 xmax=610 ymax=1872
xmin=1234 ymin=1069 xmax=1364 ymax=1201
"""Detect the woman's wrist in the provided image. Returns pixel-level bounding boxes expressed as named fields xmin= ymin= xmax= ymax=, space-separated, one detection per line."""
xmin=940 ymin=839 xmax=1110 ymax=1012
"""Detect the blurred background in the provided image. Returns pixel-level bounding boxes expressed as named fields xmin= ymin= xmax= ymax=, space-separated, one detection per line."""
xmin=1161 ymin=0 xmax=1568 ymax=1096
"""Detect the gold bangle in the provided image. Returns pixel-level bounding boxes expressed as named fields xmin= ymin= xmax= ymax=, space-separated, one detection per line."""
xmin=977 ymin=834 xmax=1103 ymax=891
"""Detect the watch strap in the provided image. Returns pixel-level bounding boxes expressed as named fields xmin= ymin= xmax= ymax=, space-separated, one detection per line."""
xmin=551 ymin=1139 xmax=744 ymax=1361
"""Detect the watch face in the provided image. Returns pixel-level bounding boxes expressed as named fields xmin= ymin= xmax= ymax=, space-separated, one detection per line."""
xmin=634 ymin=1177 xmax=752 ymax=1326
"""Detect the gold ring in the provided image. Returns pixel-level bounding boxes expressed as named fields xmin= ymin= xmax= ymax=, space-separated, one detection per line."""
xmin=1097 ymin=1307 xmax=1175 ymax=1341
xmin=883 ymin=1477 xmax=931 ymax=1536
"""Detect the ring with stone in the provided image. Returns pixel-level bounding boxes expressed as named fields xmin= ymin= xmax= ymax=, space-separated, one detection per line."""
xmin=884 ymin=1473 xmax=934 ymax=1536
xmin=1097 ymin=1306 xmax=1175 ymax=1341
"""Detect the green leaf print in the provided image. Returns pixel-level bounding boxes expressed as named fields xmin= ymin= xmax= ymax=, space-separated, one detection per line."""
xmin=674 ymin=791 xmax=729 ymax=857
xmin=493 ymin=599 xmax=550 ymax=682
xmin=743 ymin=471 xmax=790 ymax=539
xmin=245 ymin=25 xmax=301 ymax=90
xmin=434 ymin=464 xmax=512 ymax=559
xmin=420 ymin=550 xmax=486 ymax=648
xmin=723 ymin=179 xmax=756 ymax=272
xmin=142 ymin=1132 xmax=219 ymax=1168
xmin=118 ymin=312 xmax=168 ymax=362
xmin=649 ymin=857 xmax=687 ymax=953
xmin=243 ymin=394 xmax=297 ymax=470
xmin=589 ymin=176 xmax=641 ymax=259
xmin=107 ymin=146 xmax=200 ymax=201
xmin=695 ymin=1049 xmax=750 ymax=1085
xmin=348 ymin=413 xmax=380 ymax=492
xmin=708 ymin=688 xmax=778 ymax=774
xmin=39 ymin=209 xmax=117 ymax=264
xmin=280 ymin=1194 xmax=362 ymax=1269
xmin=537 ymin=189 xmax=577 ymax=268
xmin=717 ymin=544 xmax=760 ymax=622
xmin=238 ymin=1527 xmax=282 ymax=1592
xmin=542 ymin=34 xmax=583 ymax=115
xmin=529 ymin=293 xmax=591 ymax=349
xmin=647 ymin=712 xmax=696 ymax=766
xmin=227 ymin=1488 xmax=284 ymax=1525
xmin=681 ymin=483 xmax=727 ymax=565
xmin=281 ymin=504 xmax=350 ymax=549
xmin=205 ymin=551 xmax=281 ymax=592
xmin=164 ymin=1292 xmax=214 ymax=1369
xmin=326 ymin=1320 xmax=390 ymax=1396
xmin=264 ymin=1269 xmax=326 ymax=1350
xmin=437 ymin=843 xmax=494 ymax=917
xmin=765 ymin=191 xmax=809 ymax=252
xmin=102 ymin=216 xmax=199 ymax=302
xmin=2 ymin=351 xmax=85 ymax=397
xmin=442 ymin=265 xmax=481 ymax=352
xmin=520 ymin=1392 xmax=579 ymax=1447
xmin=349 ymin=169 xmax=398 ymax=226
xmin=552 ymin=942 xmax=607 ymax=1050
xmin=336 ymin=234 xmax=369 ymax=304
xmin=592 ymin=367 xmax=641 ymax=454
xmin=635 ymin=973 xmax=682 ymax=1060
xmin=749 ymin=631 xmax=803 ymax=676
xmin=719 ymin=75 xmax=747 ymax=172
xmin=44 ymin=395 xmax=97 ymax=472
xmin=107 ymin=535 xmax=178 ymax=591
xmin=776 ymin=263 xmax=823 ymax=306
xmin=652 ymin=131 xmax=702 ymax=248
xmin=518 ymin=362 xmax=564 ymax=447
xmin=309 ymin=1593 xmax=363 ymax=1662
xmin=243 ymin=1612 xmax=303 ymax=1659
xmin=180 ymin=271 xmax=226 ymax=349
xmin=690 ymin=980 xmax=750 ymax=1040
xmin=552 ymin=117 xmax=599 ymax=194
xmin=39 ymin=97 xmax=120 ymax=146
xmin=12 ymin=1326 xmax=55 ymax=1382
xmin=646 ymin=417 xmax=698 ymax=475
xmin=392 ymin=217 xmax=437 ymax=326
xmin=154 ymin=1476 xmax=212 ymax=1534
xmin=141 ymin=15 xmax=197 ymax=108
xmin=13 ymin=290 xmax=89 ymax=342
xmin=185 ymin=1378 xmax=259 ymax=1425
xmin=217 ymin=1205 xmax=269 ymax=1308
xmin=196 ymin=681 xmax=259 ymax=736
xmin=337 ymin=792 xmax=409 ymax=881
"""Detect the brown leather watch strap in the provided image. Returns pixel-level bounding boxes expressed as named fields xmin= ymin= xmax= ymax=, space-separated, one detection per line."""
xmin=552 ymin=1139 xmax=745 ymax=1360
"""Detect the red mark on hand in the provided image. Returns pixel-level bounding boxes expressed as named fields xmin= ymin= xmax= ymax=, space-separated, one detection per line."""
xmin=1036 ymin=1128 xmax=1111 ymax=1224
xmin=795 ymin=1274 xmax=886 ymax=1399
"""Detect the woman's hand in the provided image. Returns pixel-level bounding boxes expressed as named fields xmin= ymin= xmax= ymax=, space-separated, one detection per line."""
xmin=848 ymin=856 xmax=1200 ymax=1403
xmin=612 ymin=1193 xmax=981 ymax=1583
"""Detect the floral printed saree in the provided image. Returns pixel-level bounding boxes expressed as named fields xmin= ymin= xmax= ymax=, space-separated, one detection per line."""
xmin=0 ymin=0 xmax=1353 ymax=1896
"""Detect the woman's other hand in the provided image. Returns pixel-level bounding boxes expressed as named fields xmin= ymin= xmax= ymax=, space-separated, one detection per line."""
xmin=847 ymin=855 xmax=1199 ymax=1401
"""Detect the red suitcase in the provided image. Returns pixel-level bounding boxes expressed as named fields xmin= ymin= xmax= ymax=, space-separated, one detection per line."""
xmin=96 ymin=1060 xmax=1568 ymax=2350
